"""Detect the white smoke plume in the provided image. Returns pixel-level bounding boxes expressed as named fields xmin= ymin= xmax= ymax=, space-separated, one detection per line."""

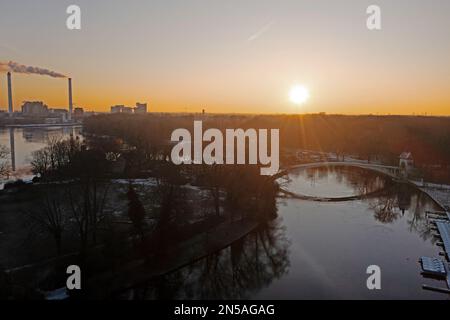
xmin=0 ymin=61 xmax=66 ymax=78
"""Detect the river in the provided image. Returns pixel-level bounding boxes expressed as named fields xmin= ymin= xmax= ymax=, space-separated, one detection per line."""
xmin=119 ymin=166 xmax=446 ymax=300
xmin=0 ymin=130 xmax=446 ymax=299
xmin=0 ymin=126 xmax=82 ymax=187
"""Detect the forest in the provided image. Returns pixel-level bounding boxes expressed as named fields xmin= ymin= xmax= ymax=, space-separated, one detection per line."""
xmin=84 ymin=113 xmax=450 ymax=182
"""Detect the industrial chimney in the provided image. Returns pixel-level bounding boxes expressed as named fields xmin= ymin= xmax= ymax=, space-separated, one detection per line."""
xmin=68 ymin=78 xmax=73 ymax=121
xmin=7 ymin=72 xmax=13 ymax=116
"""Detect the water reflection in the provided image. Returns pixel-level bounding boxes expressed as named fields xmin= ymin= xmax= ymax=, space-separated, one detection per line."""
xmin=9 ymin=128 xmax=15 ymax=171
xmin=282 ymin=166 xmax=388 ymax=199
xmin=120 ymin=166 xmax=445 ymax=300
xmin=368 ymin=184 xmax=435 ymax=242
xmin=0 ymin=126 xmax=82 ymax=182
xmin=121 ymin=219 xmax=290 ymax=300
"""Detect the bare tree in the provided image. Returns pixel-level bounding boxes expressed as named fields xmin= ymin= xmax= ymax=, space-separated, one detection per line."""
xmin=201 ymin=164 xmax=223 ymax=217
xmin=31 ymin=136 xmax=83 ymax=179
xmin=127 ymin=183 xmax=146 ymax=238
xmin=26 ymin=187 xmax=66 ymax=256
xmin=66 ymin=179 xmax=110 ymax=259
xmin=31 ymin=148 xmax=51 ymax=177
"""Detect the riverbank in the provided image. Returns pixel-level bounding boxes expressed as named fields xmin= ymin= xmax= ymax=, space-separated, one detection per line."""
xmin=83 ymin=218 xmax=260 ymax=299
xmin=0 ymin=177 xmax=267 ymax=299
xmin=11 ymin=216 xmax=261 ymax=299
xmin=414 ymin=184 xmax=450 ymax=211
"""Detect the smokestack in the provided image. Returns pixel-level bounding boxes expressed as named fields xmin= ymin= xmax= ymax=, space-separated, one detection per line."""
xmin=68 ymin=78 xmax=73 ymax=121
xmin=7 ymin=72 xmax=13 ymax=116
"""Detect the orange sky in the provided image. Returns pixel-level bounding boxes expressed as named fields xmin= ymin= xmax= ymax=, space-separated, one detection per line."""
xmin=0 ymin=1 xmax=449 ymax=115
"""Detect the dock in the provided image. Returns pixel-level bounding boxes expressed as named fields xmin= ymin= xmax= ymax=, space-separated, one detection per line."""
xmin=411 ymin=180 xmax=450 ymax=211
xmin=420 ymin=256 xmax=450 ymax=294
xmin=423 ymin=207 xmax=450 ymax=294
xmin=436 ymin=222 xmax=450 ymax=260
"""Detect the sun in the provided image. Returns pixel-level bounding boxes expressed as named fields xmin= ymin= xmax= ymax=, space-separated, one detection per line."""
xmin=289 ymin=85 xmax=310 ymax=105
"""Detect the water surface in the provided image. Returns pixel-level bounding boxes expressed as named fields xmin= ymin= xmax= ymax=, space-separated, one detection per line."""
xmin=282 ymin=166 xmax=387 ymax=198
xmin=123 ymin=166 xmax=446 ymax=300
xmin=0 ymin=126 xmax=82 ymax=185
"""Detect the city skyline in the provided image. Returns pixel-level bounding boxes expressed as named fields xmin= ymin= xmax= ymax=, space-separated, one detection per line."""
xmin=0 ymin=0 xmax=449 ymax=115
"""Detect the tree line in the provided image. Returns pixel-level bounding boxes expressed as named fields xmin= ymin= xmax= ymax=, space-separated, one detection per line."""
xmin=84 ymin=113 xmax=450 ymax=182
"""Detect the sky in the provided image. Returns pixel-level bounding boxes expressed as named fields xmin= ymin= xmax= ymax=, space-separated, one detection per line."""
xmin=0 ymin=0 xmax=449 ymax=115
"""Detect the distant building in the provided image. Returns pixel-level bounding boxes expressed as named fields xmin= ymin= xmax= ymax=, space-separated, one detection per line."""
xmin=21 ymin=101 xmax=48 ymax=115
xmin=111 ymin=105 xmax=125 ymax=113
xmin=111 ymin=105 xmax=132 ymax=114
xmin=49 ymin=108 xmax=68 ymax=123
xmin=111 ymin=103 xmax=148 ymax=114
xmin=134 ymin=102 xmax=147 ymax=114
xmin=83 ymin=111 xmax=97 ymax=117
xmin=124 ymin=107 xmax=134 ymax=114
xmin=50 ymin=108 xmax=68 ymax=114
xmin=45 ymin=117 xmax=62 ymax=124
xmin=399 ymin=152 xmax=414 ymax=172
xmin=74 ymin=107 xmax=84 ymax=119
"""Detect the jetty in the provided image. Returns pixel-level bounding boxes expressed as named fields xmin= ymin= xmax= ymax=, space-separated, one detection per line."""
xmin=423 ymin=209 xmax=450 ymax=293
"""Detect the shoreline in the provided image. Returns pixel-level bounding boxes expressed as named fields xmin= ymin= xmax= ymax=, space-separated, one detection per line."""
xmin=84 ymin=218 xmax=261 ymax=299
xmin=1 ymin=123 xmax=82 ymax=128
xmin=6 ymin=214 xmax=261 ymax=299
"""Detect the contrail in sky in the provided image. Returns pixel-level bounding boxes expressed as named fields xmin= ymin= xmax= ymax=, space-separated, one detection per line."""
xmin=0 ymin=61 xmax=66 ymax=78
xmin=247 ymin=20 xmax=276 ymax=42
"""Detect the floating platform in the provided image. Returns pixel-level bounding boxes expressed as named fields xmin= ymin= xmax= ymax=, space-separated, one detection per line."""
xmin=420 ymin=257 xmax=450 ymax=294
xmin=436 ymin=221 xmax=450 ymax=259
xmin=426 ymin=210 xmax=450 ymax=221
xmin=420 ymin=257 xmax=447 ymax=277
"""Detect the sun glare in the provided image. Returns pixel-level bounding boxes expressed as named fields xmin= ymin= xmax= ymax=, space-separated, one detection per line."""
xmin=289 ymin=85 xmax=310 ymax=105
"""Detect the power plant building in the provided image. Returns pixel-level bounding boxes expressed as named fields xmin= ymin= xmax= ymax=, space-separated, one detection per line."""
xmin=2 ymin=73 xmax=75 ymax=123
xmin=68 ymin=78 xmax=73 ymax=121
xmin=7 ymin=72 xmax=13 ymax=115
xmin=111 ymin=105 xmax=125 ymax=113
xmin=21 ymin=101 xmax=49 ymax=115
xmin=111 ymin=103 xmax=148 ymax=114
xmin=135 ymin=103 xmax=148 ymax=114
